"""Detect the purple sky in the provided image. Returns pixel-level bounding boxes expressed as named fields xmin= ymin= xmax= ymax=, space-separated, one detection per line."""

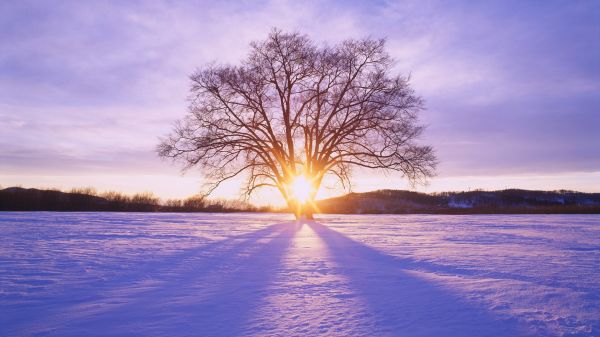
xmin=1 ymin=0 xmax=599 ymax=202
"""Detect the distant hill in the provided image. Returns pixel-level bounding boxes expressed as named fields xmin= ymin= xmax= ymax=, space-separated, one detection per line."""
xmin=0 ymin=187 xmax=158 ymax=212
xmin=0 ymin=187 xmax=259 ymax=212
xmin=316 ymin=189 xmax=600 ymax=214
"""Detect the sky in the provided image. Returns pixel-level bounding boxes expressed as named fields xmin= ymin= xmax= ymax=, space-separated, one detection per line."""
xmin=1 ymin=0 xmax=599 ymax=205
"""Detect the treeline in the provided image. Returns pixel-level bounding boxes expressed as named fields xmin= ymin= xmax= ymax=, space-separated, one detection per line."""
xmin=2 ymin=186 xmax=599 ymax=214
xmin=0 ymin=187 xmax=272 ymax=212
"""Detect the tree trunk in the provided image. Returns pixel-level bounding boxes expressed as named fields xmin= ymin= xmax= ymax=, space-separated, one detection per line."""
xmin=297 ymin=208 xmax=314 ymax=220
xmin=289 ymin=200 xmax=315 ymax=220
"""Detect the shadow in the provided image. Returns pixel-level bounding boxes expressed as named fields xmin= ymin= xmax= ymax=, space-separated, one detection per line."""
xmin=307 ymin=221 xmax=532 ymax=337
xmin=14 ymin=221 xmax=300 ymax=336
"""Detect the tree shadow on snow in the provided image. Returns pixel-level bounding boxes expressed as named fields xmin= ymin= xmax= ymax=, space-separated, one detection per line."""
xmin=13 ymin=220 xmax=535 ymax=337
xmin=307 ymin=221 xmax=532 ymax=337
xmin=19 ymin=221 xmax=300 ymax=337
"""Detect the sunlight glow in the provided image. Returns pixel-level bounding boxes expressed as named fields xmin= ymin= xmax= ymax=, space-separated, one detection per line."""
xmin=290 ymin=175 xmax=312 ymax=204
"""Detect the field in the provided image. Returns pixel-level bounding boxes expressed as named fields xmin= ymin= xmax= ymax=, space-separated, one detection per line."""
xmin=1 ymin=213 xmax=599 ymax=336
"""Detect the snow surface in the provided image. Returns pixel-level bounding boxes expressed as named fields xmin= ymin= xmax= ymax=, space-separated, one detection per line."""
xmin=1 ymin=212 xmax=599 ymax=336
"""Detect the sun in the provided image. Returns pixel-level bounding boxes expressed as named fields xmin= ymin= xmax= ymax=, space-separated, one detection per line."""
xmin=289 ymin=175 xmax=312 ymax=204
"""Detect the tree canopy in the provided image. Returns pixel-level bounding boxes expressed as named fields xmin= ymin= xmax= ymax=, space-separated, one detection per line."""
xmin=158 ymin=29 xmax=437 ymax=218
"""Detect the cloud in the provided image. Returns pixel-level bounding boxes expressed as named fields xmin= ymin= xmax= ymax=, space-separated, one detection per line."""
xmin=364 ymin=0 xmax=600 ymax=177
xmin=1 ymin=0 xmax=598 ymax=196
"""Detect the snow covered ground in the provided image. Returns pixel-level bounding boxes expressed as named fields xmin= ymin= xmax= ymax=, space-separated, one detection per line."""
xmin=1 ymin=213 xmax=599 ymax=336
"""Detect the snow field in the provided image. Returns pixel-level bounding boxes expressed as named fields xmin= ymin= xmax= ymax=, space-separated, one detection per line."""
xmin=1 ymin=213 xmax=598 ymax=336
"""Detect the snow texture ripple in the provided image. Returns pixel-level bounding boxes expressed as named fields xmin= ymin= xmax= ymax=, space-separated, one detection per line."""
xmin=1 ymin=213 xmax=599 ymax=336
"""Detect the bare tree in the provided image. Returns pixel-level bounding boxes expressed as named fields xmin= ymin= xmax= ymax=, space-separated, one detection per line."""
xmin=158 ymin=29 xmax=436 ymax=219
